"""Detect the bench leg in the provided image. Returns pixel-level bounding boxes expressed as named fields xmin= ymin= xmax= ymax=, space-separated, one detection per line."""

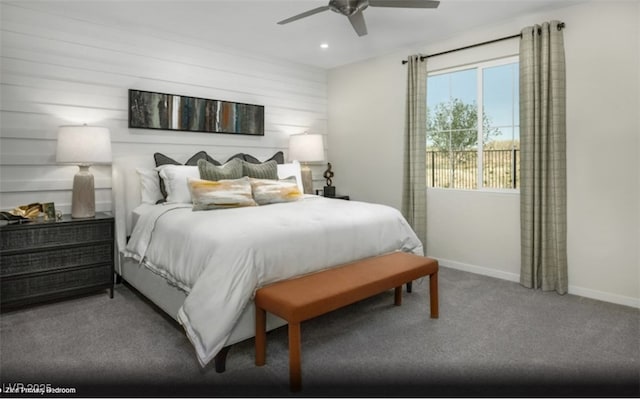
xmin=289 ymin=322 xmax=302 ymax=392
xmin=406 ymin=281 xmax=413 ymax=293
xmin=255 ymin=307 xmax=266 ymax=366
xmin=394 ymin=286 xmax=402 ymax=306
xmin=429 ymin=272 xmax=439 ymax=319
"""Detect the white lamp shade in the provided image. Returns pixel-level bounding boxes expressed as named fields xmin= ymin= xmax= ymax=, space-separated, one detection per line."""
xmin=56 ymin=125 xmax=112 ymax=165
xmin=288 ymin=133 xmax=325 ymax=162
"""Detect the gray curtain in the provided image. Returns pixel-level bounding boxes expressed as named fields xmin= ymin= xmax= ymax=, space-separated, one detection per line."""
xmin=402 ymin=55 xmax=427 ymax=249
xmin=519 ymin=21 xmax=568 ymax=294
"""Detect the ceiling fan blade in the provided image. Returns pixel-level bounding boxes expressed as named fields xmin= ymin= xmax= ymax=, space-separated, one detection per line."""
xmin=368 ymin=0 xmax=440 ymax=8
xmin=348 ymin=10 xmax=368 ymax=36
xmin=277 ymin=5 xmax=331 ymax=25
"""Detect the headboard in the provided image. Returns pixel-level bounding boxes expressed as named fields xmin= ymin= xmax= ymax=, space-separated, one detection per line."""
xmin=111 ymin=155 xmax=303 ymax=268
xmin=112 ymin=155 xmax=155 ymax=258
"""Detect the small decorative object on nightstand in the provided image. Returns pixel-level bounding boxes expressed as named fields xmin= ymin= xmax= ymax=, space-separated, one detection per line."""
xmin=322 ymin=162 xmax=336 ymax=198
xmin=0 ymin=213 xmax=115 ymax=309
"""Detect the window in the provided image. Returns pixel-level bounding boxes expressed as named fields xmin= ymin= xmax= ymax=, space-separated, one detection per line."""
xmin=426 ymin=56 xmax=519 ymax=190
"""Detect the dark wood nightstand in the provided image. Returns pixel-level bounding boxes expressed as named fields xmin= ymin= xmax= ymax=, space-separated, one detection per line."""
xmin=327 ymin=195 xmax=350 ymax=200
xmin=315 ymin=190 xmax=350 ymax=200
xmin=0 ymin=212 xmax=114 ymax=309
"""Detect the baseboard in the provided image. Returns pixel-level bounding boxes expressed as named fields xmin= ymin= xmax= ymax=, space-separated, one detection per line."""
xmin=437 ymin=258 xmax=520 ymax=283
xmin=435 ymin=258 xmax=640 ymax=309
xmin=568 ymin=285 xmax=640 ymax=309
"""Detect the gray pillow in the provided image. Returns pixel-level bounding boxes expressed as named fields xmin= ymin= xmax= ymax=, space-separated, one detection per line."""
xmin=242 ymin=160 xmax=278 ymax=180
xmin=226 ymin=151 xmax=284 ymax=165
xmin=198 ymin=158 xmax=243 ymax=181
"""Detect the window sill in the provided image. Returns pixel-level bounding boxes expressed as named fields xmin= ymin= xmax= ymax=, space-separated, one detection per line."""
xmin=426 ymin=187 xmax=520 ymax=196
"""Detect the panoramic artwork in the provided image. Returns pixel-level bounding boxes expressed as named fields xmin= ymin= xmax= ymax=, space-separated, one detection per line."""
xmin=128 ymin=89 xmax=264 ymax=136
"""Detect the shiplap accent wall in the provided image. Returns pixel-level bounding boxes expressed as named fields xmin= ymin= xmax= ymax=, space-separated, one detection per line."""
xmin=0 ymin=2 xmax=329 ymax=214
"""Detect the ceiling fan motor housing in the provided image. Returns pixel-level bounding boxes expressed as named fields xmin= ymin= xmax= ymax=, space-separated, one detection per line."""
xmin=329 ymin=0 xmax=368 ymax=16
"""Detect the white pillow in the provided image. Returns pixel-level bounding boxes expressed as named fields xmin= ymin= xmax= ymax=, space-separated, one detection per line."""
xmin=277 ymin=161 xmax=304 ymax=194
xmin=157 ymin=165 xmax=199 ymax=203
xmin=136 ymin=168 xmax=163 ymax=204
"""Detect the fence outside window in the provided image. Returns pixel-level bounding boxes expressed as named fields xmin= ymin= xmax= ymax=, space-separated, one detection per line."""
xmin=426 ymin=149 xmax=520 ymax=189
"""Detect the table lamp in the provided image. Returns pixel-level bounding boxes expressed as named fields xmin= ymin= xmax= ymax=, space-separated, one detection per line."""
xmin=288 ymin=133 xmax=324 ymax=194
xmin=56 ymin=125 xmax=112 ymax=218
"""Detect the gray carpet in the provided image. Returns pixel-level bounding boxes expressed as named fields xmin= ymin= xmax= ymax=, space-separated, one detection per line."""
xmin=1 ymin=267 xmax=638 ymax=397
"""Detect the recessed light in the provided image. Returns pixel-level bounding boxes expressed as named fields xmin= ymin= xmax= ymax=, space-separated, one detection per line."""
xmin=320 ymin=43 xmax=329 ymax=49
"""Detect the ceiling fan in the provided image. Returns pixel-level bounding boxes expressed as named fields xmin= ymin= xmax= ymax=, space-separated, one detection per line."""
xmin=277 ymin=0 xmax=440 ymax=37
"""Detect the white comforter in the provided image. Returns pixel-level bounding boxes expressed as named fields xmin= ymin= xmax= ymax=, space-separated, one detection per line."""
xmin=125 ymin=196 xmax=423 ymax=367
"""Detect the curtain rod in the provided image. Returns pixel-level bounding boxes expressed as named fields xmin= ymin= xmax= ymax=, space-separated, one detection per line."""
xmin=401 ymin=22 xmax=565 ymax=64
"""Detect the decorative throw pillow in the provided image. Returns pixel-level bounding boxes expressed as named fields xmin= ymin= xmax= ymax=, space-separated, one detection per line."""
xmin=198 ymin=158 xmax=243 ymax=181
xmin=154 ymin=151 xmax=220 ymax=167
xmin=250 ymin=178 xmax=303 ymax=205
xmin=154 ymin=151 xmax=221 ymax=199
xmin=226 ymin=151 xmax=285 ymax=165
xmin=226 ymin=153 xmax=247 ymax=163
xmin=157 ymin=165 xmax=199 ymax=203
xmin=136 ymin=167 xmax=163 ymax=204
xmin=242 ymin=160 xmax=278 ymax=180
xmin=188 ymin=176 xmax=257 ymax=211
xmin=269 ymin=151 xmax=285 ymax=164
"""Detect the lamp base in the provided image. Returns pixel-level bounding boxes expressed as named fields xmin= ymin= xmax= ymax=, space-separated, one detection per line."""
xmin=71 ymin=165 xmax=95 ymax=219
xmin=300 ymin=164 xmax=313 ymax=195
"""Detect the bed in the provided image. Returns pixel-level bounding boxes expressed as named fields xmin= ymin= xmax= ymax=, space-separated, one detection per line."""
xmin=112 ymin=154 xmax=423 ymax=369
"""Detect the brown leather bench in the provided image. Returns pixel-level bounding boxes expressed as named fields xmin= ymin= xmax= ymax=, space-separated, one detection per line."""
xmin=254 ymin=251 xmax=439 ymax=391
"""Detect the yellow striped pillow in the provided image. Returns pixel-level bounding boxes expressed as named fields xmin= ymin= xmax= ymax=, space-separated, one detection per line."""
xmin=188 ymin=176 xmax=257 ymax=211
xmin=249 ymin=178 xmax=303 ymax=205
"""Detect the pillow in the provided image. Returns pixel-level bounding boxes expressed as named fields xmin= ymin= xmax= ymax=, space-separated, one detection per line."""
xmin=154 ymin=151 xmax=221 ymax=199
xmin=154 ymin=151 xmax=221 ymax=167
xmin=198 ymin=158 xmax=243 ymax=181
xmin=136 ymin=168 xmax=163 ymax=204
xmin=277 ymin=161 xmax=304 ymax=193
xmin=157 ymin=165 xmax=199 ymax=203
xmin=267 ymin=151 xmax=285 ymax=164
xmin=188 ymin=176 xmax=257 ymax=211
xmin=226 ymin=151 xmax=285 ymax=165
xmin=242 ymin=160 xmax=278 ymax=180
xmin=250 ymin=178 xmax=303 ymax=205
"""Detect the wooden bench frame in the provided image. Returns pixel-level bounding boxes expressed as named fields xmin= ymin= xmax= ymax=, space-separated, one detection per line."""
xmin=254 ymin=252 xmax=439 ymax=391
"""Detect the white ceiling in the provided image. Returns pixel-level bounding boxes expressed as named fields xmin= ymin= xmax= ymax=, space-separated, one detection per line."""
xmin=15 ymin=0 xmax=582 ymax=69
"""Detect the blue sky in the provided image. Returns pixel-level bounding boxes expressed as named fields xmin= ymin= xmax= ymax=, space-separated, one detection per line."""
xmin=427 ymin=62 xmax=519 ymax=145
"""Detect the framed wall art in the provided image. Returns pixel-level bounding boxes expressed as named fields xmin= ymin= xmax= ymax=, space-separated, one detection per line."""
xmin=128 ymin=89 xmax=264 ymax=136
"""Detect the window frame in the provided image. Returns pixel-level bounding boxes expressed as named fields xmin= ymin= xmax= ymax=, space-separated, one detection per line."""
xmin=427 ymin=55 xmax=520 ymax=193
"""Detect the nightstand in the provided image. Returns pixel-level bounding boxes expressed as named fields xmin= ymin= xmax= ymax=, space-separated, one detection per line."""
xmin=327 ymin=195 xmax=350 ymax=200
xmin=315 ymin=190 xmax=350 ymax=200
xmin=0 ymin=212 xmax=114 ymax=309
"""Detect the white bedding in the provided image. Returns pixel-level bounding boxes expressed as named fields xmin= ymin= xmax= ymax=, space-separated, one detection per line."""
xmin=130 ymin=203 xmax=156 ymax=231
xmin=125 ymin=196 xmax=423 ymax=367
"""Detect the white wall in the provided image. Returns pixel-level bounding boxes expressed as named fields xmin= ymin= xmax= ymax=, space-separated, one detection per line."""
xmin=0 ymin=2 xmax=328 ymax=215
xmin=329 ymin=1 xmax=640 ymax=307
